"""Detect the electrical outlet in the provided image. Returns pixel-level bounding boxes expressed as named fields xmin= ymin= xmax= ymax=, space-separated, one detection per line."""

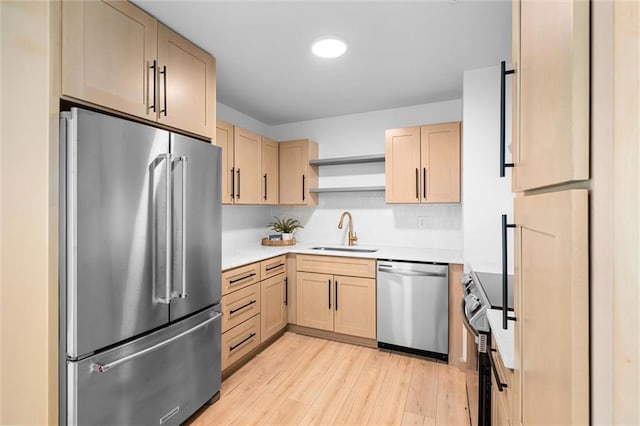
xmin=418 ymin=217 xmax=427 ymax=228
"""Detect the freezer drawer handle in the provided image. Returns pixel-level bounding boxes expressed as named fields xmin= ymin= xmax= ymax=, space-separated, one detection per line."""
xmin=229 ymin=300 xmax=256 ymax=315
xmin=229 ymin=332 xmax=256 ymax=352
xmin=377 ymin=266 xmax=446 ymax=278
xmin=229 ymin=272 xmax=256 ymax=284
xmin=91 ymin=312 xmax=221 ymax=374
xmin=265 ymin=263 xmax=285 ymax=272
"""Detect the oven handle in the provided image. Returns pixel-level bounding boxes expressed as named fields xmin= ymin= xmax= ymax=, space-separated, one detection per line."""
xmin=488 ymin=349 xmax=508 ymax=392
xmin=461 ymin=299 xmax=479 ymax=337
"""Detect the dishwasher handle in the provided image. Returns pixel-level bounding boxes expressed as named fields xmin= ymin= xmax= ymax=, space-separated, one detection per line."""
xmin=377 ymin=266 xmax=446 ymax=278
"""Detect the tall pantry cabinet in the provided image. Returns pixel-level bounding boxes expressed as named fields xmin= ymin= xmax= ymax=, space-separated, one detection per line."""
xmin=505 ymin=0 xmax=590 ymax=425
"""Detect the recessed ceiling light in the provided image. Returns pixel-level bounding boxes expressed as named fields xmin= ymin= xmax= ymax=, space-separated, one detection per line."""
xmin=312 ymin=37 xmax=347 ymax=59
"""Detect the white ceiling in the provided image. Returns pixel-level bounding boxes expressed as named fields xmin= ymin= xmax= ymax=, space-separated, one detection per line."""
xmin=133 ymin=1 xmax=512 ymax=125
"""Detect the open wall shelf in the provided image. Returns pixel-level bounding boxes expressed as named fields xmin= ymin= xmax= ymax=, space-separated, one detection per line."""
xmin=309 ymin=154 xmax=385 ymax=166
xmin=309 ymin=186 xmax=385 ymax=193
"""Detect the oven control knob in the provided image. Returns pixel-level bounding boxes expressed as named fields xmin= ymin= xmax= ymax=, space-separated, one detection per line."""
xmin=468 ymin=295 xmax=482 ymax=313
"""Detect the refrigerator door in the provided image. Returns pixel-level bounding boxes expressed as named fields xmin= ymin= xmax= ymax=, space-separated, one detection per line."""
xmin=64 ymin=108 xmax=171 ymax=358
xmin=67 ymin=307 xmax=221 ymax=426
xmin=169 ymin=133 xmax=221 ymax=321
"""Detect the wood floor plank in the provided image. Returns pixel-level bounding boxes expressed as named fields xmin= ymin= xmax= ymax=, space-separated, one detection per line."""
xmin=186 ymin=332 xmax=468 ymax=426
xmin=367 ymin=352 xmax=415 ymax=425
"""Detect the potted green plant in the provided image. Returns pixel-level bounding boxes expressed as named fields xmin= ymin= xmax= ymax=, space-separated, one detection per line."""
xmin=267 ymin=216 xmax=304 ymax=240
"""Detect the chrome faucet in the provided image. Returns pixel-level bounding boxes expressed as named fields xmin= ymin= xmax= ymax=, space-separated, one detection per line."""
xmin=338 ymin=211 xmax=358 ymax=246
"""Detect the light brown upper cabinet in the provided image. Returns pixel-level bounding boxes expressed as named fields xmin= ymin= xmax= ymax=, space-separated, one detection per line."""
xmin=232 ymin=127 xmax=262 ymax=204
xmin=511 ymin=0 xmax=589 ymax=191
xmin=385 ymin=122 xmax=461 ymax=203
xmin=156 ymin=24 xmax=216 ymax=138
xmin=261 ymin=137 xmax=279 ymax=205
xmin=217 ymin=120 xmax=235 ymax=204
xmin=279 ymin=140 xmax=319 ymax=206
xmin=62 ymin=0 xmax=216 ymax=139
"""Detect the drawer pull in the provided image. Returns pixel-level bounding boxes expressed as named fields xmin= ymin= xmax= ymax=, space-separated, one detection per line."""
xmin=229 ymin=300 xmax=256 ymax=315
xmin=265 ymin=263 xmax=285 ymax=272
xmin=229 ymin=332 xmax=256 ymax=352
xmin=489 ymin=349 xmax=508 ymax=392
xmin=229 ymin=272 xmax=256 ymax=284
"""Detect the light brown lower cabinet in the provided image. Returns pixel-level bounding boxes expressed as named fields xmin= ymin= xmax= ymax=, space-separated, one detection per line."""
xmin=221 ymin=314 xmax=261 ymax=371
xmin=260 ymin=272 xmax=287 ymax=342
xmin=490 ymin=339 xmax=515 ymax=426
xmin=297 ymin=270 xmax=376 ymax=339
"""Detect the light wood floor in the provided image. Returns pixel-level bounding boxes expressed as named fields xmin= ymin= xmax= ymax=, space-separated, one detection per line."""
xmin=187 ymin=332 xmax=469 ymax=425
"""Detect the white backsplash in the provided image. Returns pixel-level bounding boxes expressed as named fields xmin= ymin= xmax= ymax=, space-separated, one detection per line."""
xmin=221 ymin=205 xmax=273 ymax=251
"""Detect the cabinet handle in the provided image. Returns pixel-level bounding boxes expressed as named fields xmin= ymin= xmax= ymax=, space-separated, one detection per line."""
xmin=230 ymin=168 xmax=235 ymax=199
xmin=229 ymin=332 xmax=256 ymax=352
xmin=236 ymin=168 xmax=241 ymax=199
xmin=160 ymin=65 xmax=167 ymax=117
xmin=335 ymin=280 xmax=338 ymax=311
xmin=229 ymin=300 xmax=256 ymax=315
xmin=229 ymin=272 xmax=255 ymax=284
xmin=500 ymin=60 xmax=515 ymax=177
xmin=284 ymin=277 xmax=288 ymax=306
xmin=501 ymin=214 xmax=516 ymax=329
xmin=423 ymin=167 xmax=427 ymax=199
xmin=489 ymin=349 xmax=508 ymax=392
xmin=328 ymin=279 xmax=331 ymax=309
xmin=415 ymin=168 xmax=419 ymax=199
xmin=264 ymin=173 xmax=268 ymax=201
xmin=302 ymin=175 xmax=306 ymax=201
xmin=149 ymin=60 xmax=157 ymax=113
xmin=265 ymin=262 xmax=285 ymax=272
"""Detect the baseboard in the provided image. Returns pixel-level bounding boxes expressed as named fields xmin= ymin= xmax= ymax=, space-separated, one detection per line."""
xmin=287 ymin=324 xmax=377 ymax=348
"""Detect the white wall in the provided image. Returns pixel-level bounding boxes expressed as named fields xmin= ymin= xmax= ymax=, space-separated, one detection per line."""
xmin=462 ymin=66 xmax=514 ymax=273
xmin=217 ymin=103 xmax=274 ymax=138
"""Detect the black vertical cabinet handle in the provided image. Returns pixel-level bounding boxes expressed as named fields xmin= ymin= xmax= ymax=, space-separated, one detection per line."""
xmin=230 ymin=168 xmax=235 ymax=199
xmin=302 ymin=175 xmax=306 ymax=201
xmin=236 ymin=169 xmax=241 ymax=199
xmin=328 ymin=279 xmax=331 ymax=309
xmin=500 ymin=60 xmax=515 ymax=177
xmin=502 ymin=214 xmax=516 ymax=329
xmin=264 ymin=174 xmax=268 ymax=200
xmin=335 ymin=280 xmax=338 ymax=311
xmin=423 ymin=168 xmax=427 ymax=199
xmin=415 ymin=168 xmax=419 ymax=199
xmin=160 ymin=65 xmax=167 ymax=116
xmin=284 ymin=277 xmax=288 ymax=306
xmin=149 ymin=60 xmax=157 ymax=112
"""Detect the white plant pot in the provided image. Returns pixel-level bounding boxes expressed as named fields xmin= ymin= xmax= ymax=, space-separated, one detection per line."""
xmin=282 ymin=233 xmax=293 ymax=240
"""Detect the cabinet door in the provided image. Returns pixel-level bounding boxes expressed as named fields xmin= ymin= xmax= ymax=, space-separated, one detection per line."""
xmin=261 ymin=273 xmax=287 ymax=342
xmin=279 ymin=140 xmax=313 ymax=205
xmin=513 ymin=0 xmax=589 ymax=191
xmin=157 ymin=24 xmax=216 ymax=138
xmin=514 ymin=190 xmax=588 ymax=425
xmin=492 ymin=375 xmax=511 ymax=426
xmin=385 ymin=127 xmax=421 ymax=203
xmin=261 ymin=136 xmax=279 ymax=204
xmin=420 ymin=122 xmax=460 ymax=203
xmin=296 ymin=272 xmax=333 ymax=331
xmin=232 ymin=127 xmax=262 ymax=204
xmin=216 ymin=120 xmax=234 ymax=204
xmin=333 ymin=276 xmax=376 ymax=339
xmin=62 ymin=0 xmax=157 ymax=120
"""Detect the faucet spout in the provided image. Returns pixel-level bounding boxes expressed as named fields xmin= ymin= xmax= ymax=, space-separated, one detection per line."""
xmin=338 ymin=211 xmax=358 ymax=246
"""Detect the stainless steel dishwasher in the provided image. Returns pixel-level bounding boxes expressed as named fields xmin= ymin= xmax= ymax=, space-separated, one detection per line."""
xmin=377 ymin=260 xmax=448 ymax=360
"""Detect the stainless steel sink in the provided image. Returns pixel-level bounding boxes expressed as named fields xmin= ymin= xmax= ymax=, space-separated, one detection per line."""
xmin=310 ymin=246 xmax=378 ymax=253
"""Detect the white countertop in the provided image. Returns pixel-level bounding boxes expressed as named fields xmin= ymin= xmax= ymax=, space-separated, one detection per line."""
xmin=221 ymin=242 xmax=464 ymax=271
xmin=487 ymin=308 xmax=515 ymax=369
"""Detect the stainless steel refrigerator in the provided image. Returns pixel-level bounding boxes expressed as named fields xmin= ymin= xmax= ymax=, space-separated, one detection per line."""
xmin=59 ymin=107 xmax=222 ymax=425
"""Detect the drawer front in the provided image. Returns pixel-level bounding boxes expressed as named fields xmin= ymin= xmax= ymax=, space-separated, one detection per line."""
xmin=221 ymin=315 xmax=261 ymax=371
xmin=261 ymin=255 xmax=287 ymax=280
xmin=296 ymin=255 xmax=376 ymax=278
xmin=221 ymin=283 xmax=261 ymax=333
xmin=222 ymin=262 xmax=261 ymax=295
xmin=490 ymin=341 xmax=514 ymax=421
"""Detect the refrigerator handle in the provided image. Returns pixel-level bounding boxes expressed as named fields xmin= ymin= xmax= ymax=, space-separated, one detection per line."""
xmin=174 ymin=155 xmax=188 ymax=299
xmin=156 ymin=153 xmax=172 ymax=304
xmin=91 ymin=311 xmax=221 ymax=373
